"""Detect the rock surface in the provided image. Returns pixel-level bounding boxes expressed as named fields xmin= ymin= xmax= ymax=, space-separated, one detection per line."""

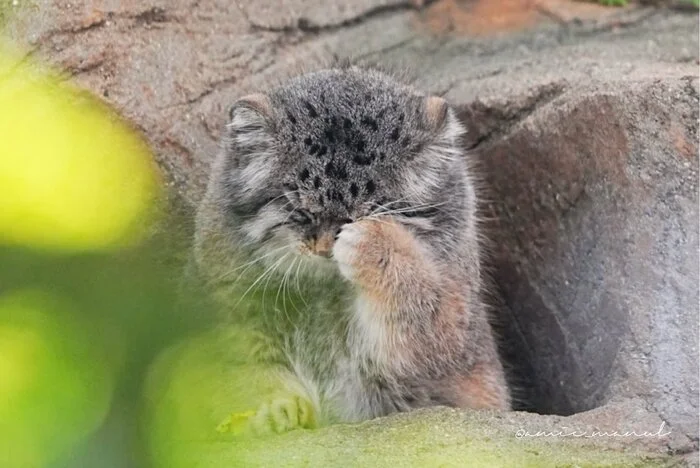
xmin=145 ymin=327 xmax=685 ymax=468
xmin=172 ymin=405 xmax=681 ymax=467
xmin=5 ymin=0 xmax=699 ymax=463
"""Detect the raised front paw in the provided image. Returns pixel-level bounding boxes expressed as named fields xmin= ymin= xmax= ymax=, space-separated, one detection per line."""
xmin=332 ymin=221 xmax=367 ymax=282
xmin=332 ymin=218 xmax=421 ymax=289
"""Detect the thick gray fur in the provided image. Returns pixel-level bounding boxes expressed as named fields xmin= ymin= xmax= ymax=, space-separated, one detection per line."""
xmin=192 ymin=64 xmax=509 ymax=424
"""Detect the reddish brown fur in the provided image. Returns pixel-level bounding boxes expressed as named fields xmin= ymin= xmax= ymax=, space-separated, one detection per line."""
xmin=336 ymin=218 xmax=510 ymax=411
xmin=450 ymin=363 xmax=511 ymax=410
xmin=346 ymin=218 xmax=431 ymax=307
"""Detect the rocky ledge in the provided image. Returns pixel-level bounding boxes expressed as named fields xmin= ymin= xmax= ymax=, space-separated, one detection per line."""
xmin=6 ymin=0 xmax=698 ymax=465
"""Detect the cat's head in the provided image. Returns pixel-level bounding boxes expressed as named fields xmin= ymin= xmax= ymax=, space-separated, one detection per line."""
xmin=216 ymin=66 xmax=472 ymax=264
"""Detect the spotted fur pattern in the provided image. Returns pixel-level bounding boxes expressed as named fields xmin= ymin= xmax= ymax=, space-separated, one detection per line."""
xmin=193 ymin=65 xmax=510 ymax=426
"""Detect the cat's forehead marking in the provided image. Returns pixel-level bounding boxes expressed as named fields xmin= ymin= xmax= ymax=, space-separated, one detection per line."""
xmin=273 ymin=71 xmax=423 ymax=157
xmin=257 ymin=68 xmax=446 ymax=217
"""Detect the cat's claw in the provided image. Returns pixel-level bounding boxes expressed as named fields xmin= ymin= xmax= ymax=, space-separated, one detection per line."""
xmin=216 ymin=396 xmax=315 ymax=436
xmin=249 ymin=396 xmax=317 ymax=435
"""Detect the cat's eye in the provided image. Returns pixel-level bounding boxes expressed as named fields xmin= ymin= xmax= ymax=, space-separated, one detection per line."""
xmin=289 ymin=209 xmax=313 ymax=226
xmin=335 ymin=218 xmax=353 ymax=238
xmin=400 ymin=207 xmax=440 ymax=219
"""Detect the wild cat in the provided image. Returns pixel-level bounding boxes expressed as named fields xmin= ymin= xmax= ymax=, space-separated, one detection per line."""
xmin=192 ymin=65 xmax=510 ymax=435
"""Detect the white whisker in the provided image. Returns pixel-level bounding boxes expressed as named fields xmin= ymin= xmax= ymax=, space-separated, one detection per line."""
xmin=276 ymin=256 xmax=297 ymax=323
xmin=367 ymin=195 xmax=413 ymax=217
xmin=219 ymin=244 xmax=289 ymax=282
xmin=294 ymin=258 xmax=309 ymax=307
xmin=369 ymin=200 xmax=448 ymax=218
xmin=283 ymin=257 xmax=300 ymax=318
xmin=234 ymin=252 xmax=290 ymax=309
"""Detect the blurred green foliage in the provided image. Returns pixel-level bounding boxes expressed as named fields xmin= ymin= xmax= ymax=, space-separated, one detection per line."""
xmin=0 ymin=41 xmax=210 ymax=467
xmin=0 ymin=44 xmax=157 ymax=251
xmin=0 ymin=290 xmax=112 ymax=467
xmin=1 ymin=1 xmax=695 ymax=466
xmin=0 ymin=37 xmax=317 ymax=467
xmin=0 ymin=1 xmax=10 ymax=27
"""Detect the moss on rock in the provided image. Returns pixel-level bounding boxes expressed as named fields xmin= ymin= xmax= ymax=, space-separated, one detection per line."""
xmin=144 ymin=329 xmax=676 ymax=468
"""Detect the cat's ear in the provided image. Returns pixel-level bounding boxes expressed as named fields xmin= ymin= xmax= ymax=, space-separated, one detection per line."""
xmin=225 ymin=94 xmax=275 ymax=162
xmin=228 ymin=93 xmax=273 ymax=122
xmin=422 ymin=96 xmax=449 ymax=132
xmin=421 ymin=95 xmax=465 ymax=145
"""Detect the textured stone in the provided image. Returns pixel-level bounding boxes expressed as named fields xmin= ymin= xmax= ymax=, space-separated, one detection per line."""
xmin=6 ymin=0 xmax=699 ymax=463
xmin=475 ymin=77 xmax=699 ymax=439
xmin=145 ymin=328 xmax=682 ymax=467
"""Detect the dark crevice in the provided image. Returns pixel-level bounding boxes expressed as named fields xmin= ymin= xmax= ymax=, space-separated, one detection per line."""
xmin=353 ymin=37 xmax=418 ymax=62
xmin=42 ymin=18 xmax=107 ymax=39
xmin=157 ymin=75 xmax=244 ymax=111
xmin=244 ymin=0 xmax=438 ymax=34
xmin=131 ymin=7 xmax=169 ymax=25
xmin=68 ymin=58 xmax=106 ymax=76
xmin=459 ymin=82 xmax=567 ymax=151
xmin=560 ymin=7 xmax=661 ymax=40
xmin=37 ymin=6 xmax=177 ymax=45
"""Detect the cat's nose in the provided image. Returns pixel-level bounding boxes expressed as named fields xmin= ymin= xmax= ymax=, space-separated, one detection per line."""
xmin=310 ymin=231 xmax=335 ymax=258
xmin=308 ymin=219 xmax=353 ymax=257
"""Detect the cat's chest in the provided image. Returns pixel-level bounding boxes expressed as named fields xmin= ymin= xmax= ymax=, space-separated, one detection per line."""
xmin=346 ymin=295 xmax=414 ymax=373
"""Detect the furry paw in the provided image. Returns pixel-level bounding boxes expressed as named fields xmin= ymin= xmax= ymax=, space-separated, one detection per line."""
xmin=332 ymin=218 xmax=419 ymax=289
xmin=248 ymin=396 xmax=316 ymax=435
xmin=216 ymin=396 xmax=316 ymax=436
xmin=332 ymin=221 xmax=366 ymax=281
